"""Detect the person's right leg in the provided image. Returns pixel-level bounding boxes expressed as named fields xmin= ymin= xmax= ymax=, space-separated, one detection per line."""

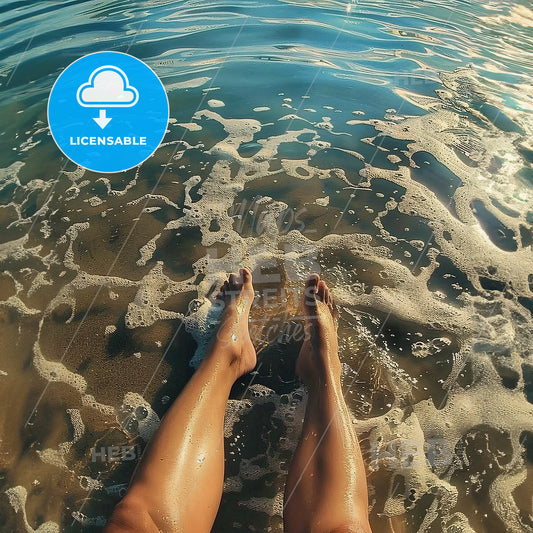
xmin=283 ymin=274 xmax=372 ymax=533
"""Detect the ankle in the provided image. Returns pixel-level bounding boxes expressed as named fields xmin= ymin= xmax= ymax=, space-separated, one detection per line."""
xmin=196 ymin=354 xmax=239 ymax=391
xmin=203 ymin=338 xmax=254 ymax=381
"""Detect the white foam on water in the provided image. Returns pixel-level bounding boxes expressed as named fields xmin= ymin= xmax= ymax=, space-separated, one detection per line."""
xmin=4 ymin=486 xmax=60 ymax=533
xmin=176 ymin=122 xmax=203 ymax=131
xmin=33 ymin=343 xmax=87 ymax=394
xmin=0 ymin=296 xmax=40 ymax=317
xmin=208 ymin=99 xmax=225 ymax=108
xmin=124 ymin=262 xmax=191 ymax=329
xmin=166 ymin=77 xmax=211 ymax=90
xmin=119 ymin=392 xmax=161 ymax=442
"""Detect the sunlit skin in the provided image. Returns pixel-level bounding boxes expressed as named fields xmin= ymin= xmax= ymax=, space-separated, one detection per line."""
xmin=284 ymin=274 xmax=372 ymax=533
xmin=104 ymin=269 xmax=372 ymax=533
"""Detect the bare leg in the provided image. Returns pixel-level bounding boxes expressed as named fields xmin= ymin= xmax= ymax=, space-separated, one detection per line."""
xmin=104 ymin=268 xmax=256 ymax=533
xmin=284 ymin=274 xmax=372 ymax=533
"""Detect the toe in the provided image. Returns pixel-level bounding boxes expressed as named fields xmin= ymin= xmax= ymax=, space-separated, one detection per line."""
xmin=321 ymin=282 xmax=337 ymax=318
xmin=317 ymin=280 xmax=327 ymax=303
xmin=306 ymin=273 xmax=320 ymax=287
xmin=215 ymin=280 xmax=229 ymax=302
xmin=240 ymin=267 xmax=253 ymax=290
xmin=229 ymin=273 xmax=239 ymax=291
xmin=326 ymin=287 xmax=333 ymax=308
xmin=303 ymin=273 xmax=320 ymax=310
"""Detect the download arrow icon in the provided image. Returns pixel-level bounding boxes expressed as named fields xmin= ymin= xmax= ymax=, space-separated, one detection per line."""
xmin=93 ymin=109 xmax=112 ymax=129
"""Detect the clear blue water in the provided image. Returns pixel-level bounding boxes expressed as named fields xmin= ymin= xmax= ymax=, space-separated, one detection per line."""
xmin=1 ymin=1 xmax=532 ymax=532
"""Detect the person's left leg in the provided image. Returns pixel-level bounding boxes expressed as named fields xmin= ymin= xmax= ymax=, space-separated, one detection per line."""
xmin=104 ymin=268 xmax=256 ymax=533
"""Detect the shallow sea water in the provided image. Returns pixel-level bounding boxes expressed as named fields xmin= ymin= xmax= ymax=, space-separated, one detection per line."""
xmin=1 ymin=0 xmax=533 ymax=532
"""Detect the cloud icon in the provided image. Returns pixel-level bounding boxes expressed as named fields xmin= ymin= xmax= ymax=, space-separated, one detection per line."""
xmin=77 ymin=66 xmax=139 ymax=107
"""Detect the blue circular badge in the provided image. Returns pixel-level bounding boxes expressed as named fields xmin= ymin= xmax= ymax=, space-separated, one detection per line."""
xmin=48 ymin=51 xmax=169 ymax=173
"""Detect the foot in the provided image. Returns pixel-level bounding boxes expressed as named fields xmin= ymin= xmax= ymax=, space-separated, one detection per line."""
xmin=209 ymin=268 xmax=257 ymax=379
xmin=296 ymin=274 xmax=341 ymax=386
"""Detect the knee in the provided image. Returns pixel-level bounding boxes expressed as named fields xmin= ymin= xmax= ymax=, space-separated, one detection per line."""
xmin=104 ymin=496 xmax=158 ymax=533
xmin=329 ymin=523 xmax=372 ymax=533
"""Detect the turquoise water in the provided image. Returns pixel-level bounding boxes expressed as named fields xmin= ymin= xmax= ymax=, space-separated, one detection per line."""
xmin=1 ymin=1 xmax=533 ymax=532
